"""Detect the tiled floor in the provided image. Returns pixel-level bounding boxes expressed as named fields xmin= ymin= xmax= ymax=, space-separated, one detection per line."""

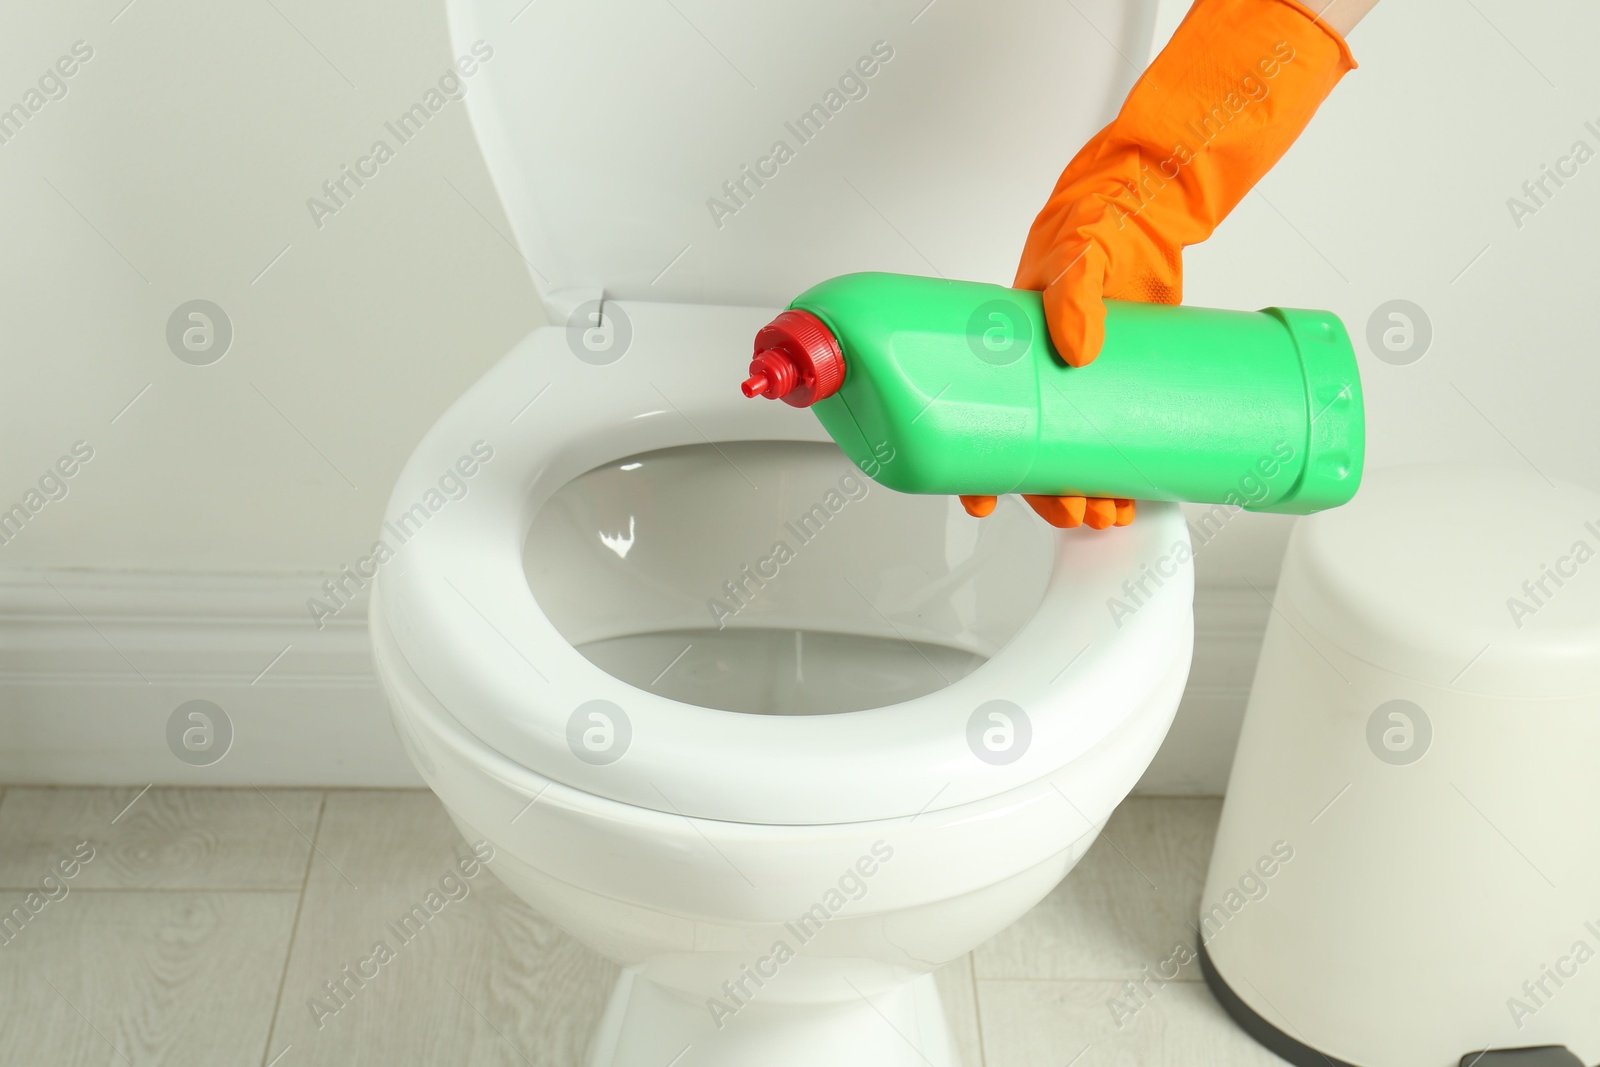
xmin=0 ymin=788 xmax=1279 ymax=1066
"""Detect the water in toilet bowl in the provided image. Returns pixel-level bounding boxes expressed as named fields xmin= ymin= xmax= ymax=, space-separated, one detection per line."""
xmin=576 ymin=626 xmax=986 ymax=715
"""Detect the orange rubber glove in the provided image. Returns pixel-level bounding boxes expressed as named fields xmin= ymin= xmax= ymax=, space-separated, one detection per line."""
xmin=962 ymin=0 xmax=1356 ymax=529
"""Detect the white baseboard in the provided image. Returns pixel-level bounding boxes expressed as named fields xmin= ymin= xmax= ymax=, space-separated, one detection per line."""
xmin=0 ymin=570 xmax=1268 ymax=793
xmin=0 ymin=570 xmax=419 ymax=787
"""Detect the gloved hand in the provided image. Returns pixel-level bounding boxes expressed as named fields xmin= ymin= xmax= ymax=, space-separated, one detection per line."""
xmin=959 ymin=492 xmax=1135 ymax=529
xmin=964 ymin=0 xmax=1356 ymax=529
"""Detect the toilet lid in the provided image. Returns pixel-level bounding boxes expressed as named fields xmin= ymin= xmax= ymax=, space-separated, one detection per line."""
xmin=447 ymin=0 xmax=1158 ymax=307
xmin=372 ymin=300 xmax=1196 ymax=825
xmin=1280 ymin=463 xmax=1600 ymax=698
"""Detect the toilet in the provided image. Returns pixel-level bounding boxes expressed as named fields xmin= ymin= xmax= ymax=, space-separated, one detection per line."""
xmin=371 ymin=3 xmax=1190 ymax=1064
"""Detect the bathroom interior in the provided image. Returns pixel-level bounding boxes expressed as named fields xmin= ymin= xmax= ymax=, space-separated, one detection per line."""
xmin=2 ymin=0 xmax=1598 ymax=1065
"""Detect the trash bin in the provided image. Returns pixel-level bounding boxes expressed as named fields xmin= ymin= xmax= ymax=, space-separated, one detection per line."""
xmin=1199 ymin=463 xmax=1600 ymax=1067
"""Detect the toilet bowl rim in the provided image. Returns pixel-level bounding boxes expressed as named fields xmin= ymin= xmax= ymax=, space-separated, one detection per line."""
xmin=376 ymin=597 xmax=1179 ymax=838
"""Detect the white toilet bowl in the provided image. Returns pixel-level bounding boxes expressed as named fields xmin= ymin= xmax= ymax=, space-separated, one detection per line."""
xmin=371 ymin=301 xmax=1194 ymax=1065
xmin=373 ymin=3 xmax=1186 ymax=1062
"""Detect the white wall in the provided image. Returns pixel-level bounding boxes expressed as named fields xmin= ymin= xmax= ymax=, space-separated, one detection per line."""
xmin=2 ymin=0 xmax=1597 ymax=789
xmin=0 ymin=0 xmax=541 ymax=786
xmin=0 ymin=0 xmax=540 ymax=573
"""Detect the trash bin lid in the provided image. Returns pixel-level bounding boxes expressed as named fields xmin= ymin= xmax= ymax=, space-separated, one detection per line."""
xmin=1279 ymin=463 xmax=1600 ymax=699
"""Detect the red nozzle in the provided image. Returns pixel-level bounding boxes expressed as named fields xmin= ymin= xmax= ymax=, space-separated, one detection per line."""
xmin=741 ymin=309 xmax=845 ymax=407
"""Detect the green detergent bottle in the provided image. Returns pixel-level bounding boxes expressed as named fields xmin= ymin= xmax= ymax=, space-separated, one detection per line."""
xmin=739 ymin=272 xmax=1364 ymax=513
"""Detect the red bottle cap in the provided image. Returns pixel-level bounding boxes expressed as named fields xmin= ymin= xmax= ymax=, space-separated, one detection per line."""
xmin=741 ymin=309 xmax=846 ymax=408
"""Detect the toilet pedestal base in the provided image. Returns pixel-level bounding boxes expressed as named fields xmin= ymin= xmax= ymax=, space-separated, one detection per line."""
xmin=586 ymin=969 xmax=962 ymax=1067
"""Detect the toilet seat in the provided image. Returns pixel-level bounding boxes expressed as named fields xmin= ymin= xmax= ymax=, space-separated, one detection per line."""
xmin=375 ymin=300 xmax=1194 ymax=825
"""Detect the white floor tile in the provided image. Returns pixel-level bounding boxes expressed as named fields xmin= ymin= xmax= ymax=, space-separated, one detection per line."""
xmin=976 ymin=797 xmax=1221 ymax=983
xmin=0 ymin=889 xmax=298 ymax=1065
xmin=976 ymin=978 xmax=1281 ymax=1067
xmin=265 ymin=790 xmax=617 ymax=1066
xmin=0 ymin=786 xmax=321 ymax=890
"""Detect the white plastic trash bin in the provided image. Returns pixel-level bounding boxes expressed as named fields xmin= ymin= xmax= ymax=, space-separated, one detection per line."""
xmin=1199 ymin=464 xmax=1600 ymax=1067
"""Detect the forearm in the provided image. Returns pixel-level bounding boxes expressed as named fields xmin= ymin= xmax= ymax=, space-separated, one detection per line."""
xmin=1310 ymin=0 xmax=1378 ymax=37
